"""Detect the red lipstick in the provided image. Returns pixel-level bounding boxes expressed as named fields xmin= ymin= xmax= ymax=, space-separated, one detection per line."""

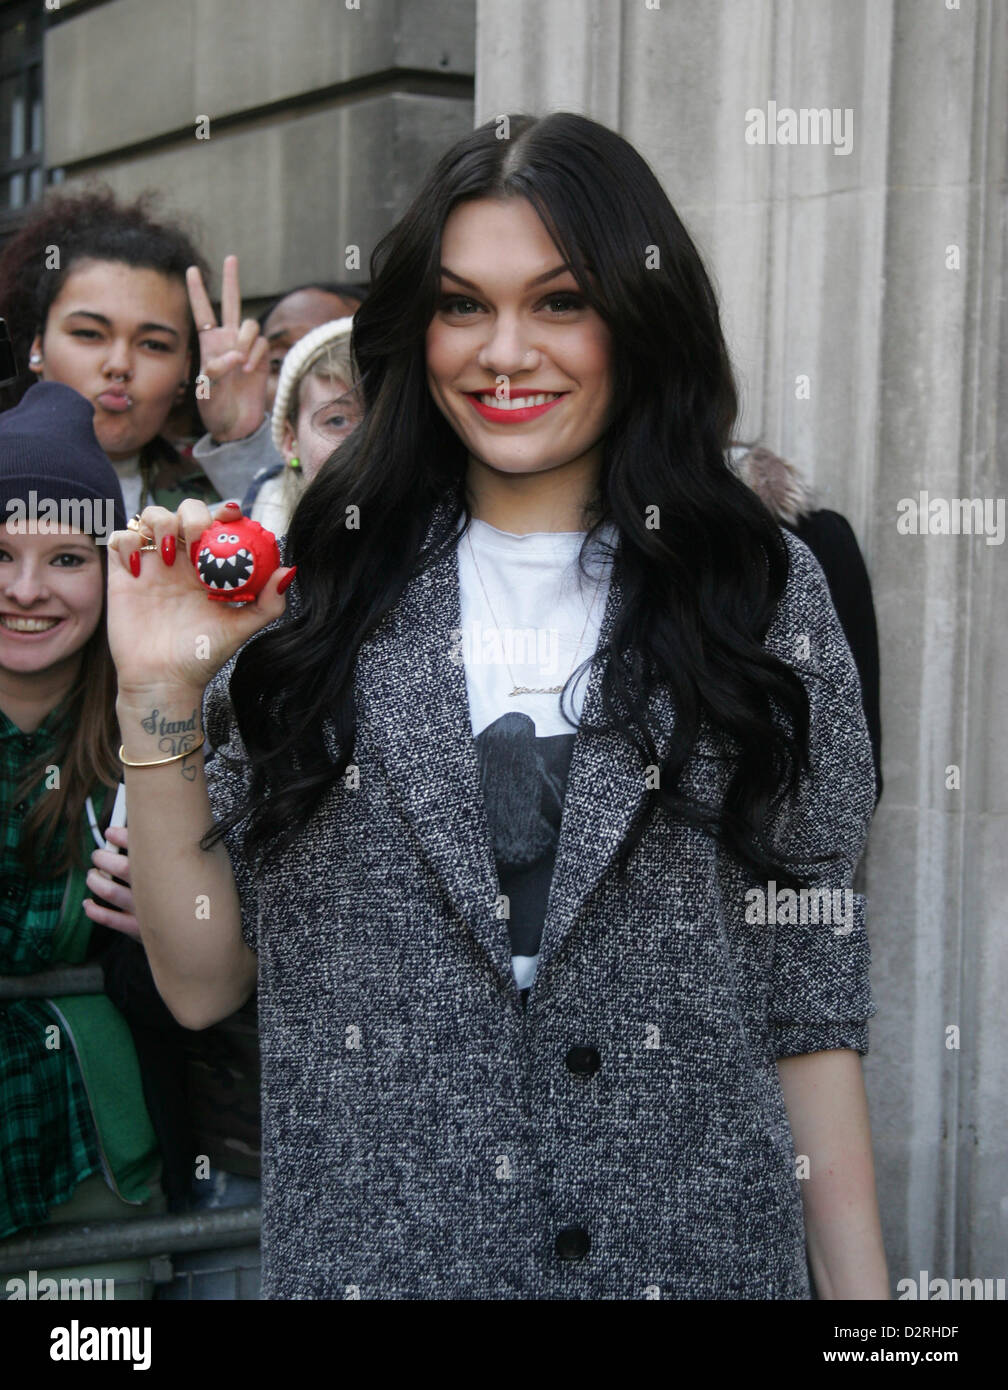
xmin=467 ymin=391 xmax=566 ymax=423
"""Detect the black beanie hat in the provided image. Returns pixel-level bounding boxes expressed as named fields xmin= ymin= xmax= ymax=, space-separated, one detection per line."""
xmin=0 ymin=380 xmax=127 ymax=542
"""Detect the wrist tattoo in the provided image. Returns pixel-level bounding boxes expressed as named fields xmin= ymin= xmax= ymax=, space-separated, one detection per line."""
xmin=139 ymin=707 xmax=202 ymax=758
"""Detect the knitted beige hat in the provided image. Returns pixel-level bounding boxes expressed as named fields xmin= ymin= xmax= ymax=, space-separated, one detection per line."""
xmin=270 ymin=316 xmax=356 ymax=452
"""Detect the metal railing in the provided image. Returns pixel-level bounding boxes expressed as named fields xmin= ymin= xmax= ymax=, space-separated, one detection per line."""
xmin=0 ymin=962 xmax=262 ymax=1299
xmin=0 ymin=1205 xmax=261 ymax=1273
xmin=0 ymin=965 xmax=105 ymax=1000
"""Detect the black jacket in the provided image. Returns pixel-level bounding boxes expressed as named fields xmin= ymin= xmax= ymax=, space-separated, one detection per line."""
xmin=732 ymin=445 xmax=883 ymax=804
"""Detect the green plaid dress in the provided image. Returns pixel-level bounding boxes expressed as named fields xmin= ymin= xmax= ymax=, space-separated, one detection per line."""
xmin=0 ymin=704 xmax=102 ymax=1238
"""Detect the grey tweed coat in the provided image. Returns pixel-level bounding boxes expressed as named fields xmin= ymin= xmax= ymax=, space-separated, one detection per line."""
xmin=201 ymin=501 xmax=878 ymax=1300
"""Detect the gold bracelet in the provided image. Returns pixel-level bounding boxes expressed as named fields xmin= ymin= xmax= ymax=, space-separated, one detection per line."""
xmin=119 ymin=736 xmax=206 ymax=768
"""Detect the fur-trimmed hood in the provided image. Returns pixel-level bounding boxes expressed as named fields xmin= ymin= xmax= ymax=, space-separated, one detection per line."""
xmin=728 ymin=444 xmax=815 ymax=526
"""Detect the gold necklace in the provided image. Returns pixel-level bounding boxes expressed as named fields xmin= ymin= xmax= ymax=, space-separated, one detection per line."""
xmin=464 ymin=528 xmax=607 ymax=697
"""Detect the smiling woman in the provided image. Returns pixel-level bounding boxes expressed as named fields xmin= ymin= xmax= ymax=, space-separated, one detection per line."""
xmin=425 ymin=196 xmax=613 ymax=532
xmin=104 ymin=111 xmax=888 ymax=1300
xmin=0 ymin=381 xmax=166 ymax=1261
xmin=0 ymin=527 xmax=103 ymax=673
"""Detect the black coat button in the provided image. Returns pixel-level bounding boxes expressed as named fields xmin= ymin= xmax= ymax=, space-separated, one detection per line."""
xmin=14 ymin=801 xmax=27 ymax=814
xmin=565 ymin=1045 xmax=601 ymax=1075
xmin=555 ymin=1226 xmax=590 ymax=1261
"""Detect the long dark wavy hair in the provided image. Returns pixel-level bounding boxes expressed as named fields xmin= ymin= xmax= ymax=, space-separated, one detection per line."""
xmin=205 ymin=112 xmax=817 ymax=887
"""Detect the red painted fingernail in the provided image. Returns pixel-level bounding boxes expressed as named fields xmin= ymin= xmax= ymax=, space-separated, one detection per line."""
xmin=276 ymin=566 xmax=297 ymax=595
xmin=129 ymin=550 xmax=141 ymax=578
xmin=162 ymin=534 xmax=176 ymax=566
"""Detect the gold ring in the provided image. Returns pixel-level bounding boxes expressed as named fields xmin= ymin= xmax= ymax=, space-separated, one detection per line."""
xmin=127 ymin=515 xmax=158 ymax=550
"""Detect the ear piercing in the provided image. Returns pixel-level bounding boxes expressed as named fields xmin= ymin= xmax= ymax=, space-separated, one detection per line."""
xmin=29 ymin=352 xmax=43 ymax=366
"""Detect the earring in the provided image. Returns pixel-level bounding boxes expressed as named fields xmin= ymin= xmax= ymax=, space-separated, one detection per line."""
xmin=29 ymin=352 xmax=43 ymax=366
xmin=288 ymin=457 xmax=301 ymax=470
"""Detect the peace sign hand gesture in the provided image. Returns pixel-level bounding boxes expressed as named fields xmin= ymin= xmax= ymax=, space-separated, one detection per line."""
xmin=186 ymin=253 xmax=270 ymax=444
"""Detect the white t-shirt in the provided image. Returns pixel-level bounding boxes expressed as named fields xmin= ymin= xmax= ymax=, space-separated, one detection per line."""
xmin=456 ymin=516 xmax=616 ymax=994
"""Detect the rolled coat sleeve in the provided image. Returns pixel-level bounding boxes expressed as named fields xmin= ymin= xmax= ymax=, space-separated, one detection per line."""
xmin=761 ymin=530 xmax=879 ymax=1059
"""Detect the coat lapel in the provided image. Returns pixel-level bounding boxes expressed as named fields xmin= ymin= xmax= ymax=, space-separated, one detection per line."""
xmin=535 ymin=567 xmax=677 ymax=981
xmin=354 ymin=500 xmax=510 ymax=984
xmin=353 ymin=498 xmax=679 ymax=991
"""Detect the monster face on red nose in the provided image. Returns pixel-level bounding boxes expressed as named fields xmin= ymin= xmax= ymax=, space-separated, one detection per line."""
xmin=193 ymin=517 xmax=280 ymax=602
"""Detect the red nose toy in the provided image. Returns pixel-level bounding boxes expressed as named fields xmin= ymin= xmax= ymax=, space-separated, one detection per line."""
xmin=191 ymin=516 xmax=280 ymax=602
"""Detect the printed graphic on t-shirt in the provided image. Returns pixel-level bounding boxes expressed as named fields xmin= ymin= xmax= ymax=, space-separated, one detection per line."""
xmin=473 ymin=711 xmax=575 ymax=989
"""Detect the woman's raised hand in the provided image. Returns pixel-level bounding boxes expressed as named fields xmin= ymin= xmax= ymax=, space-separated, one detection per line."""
xmin=186 ymin=254 xmax=269 ymax=443
xmin=106 ymin=499 xmax=296 ymax=701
